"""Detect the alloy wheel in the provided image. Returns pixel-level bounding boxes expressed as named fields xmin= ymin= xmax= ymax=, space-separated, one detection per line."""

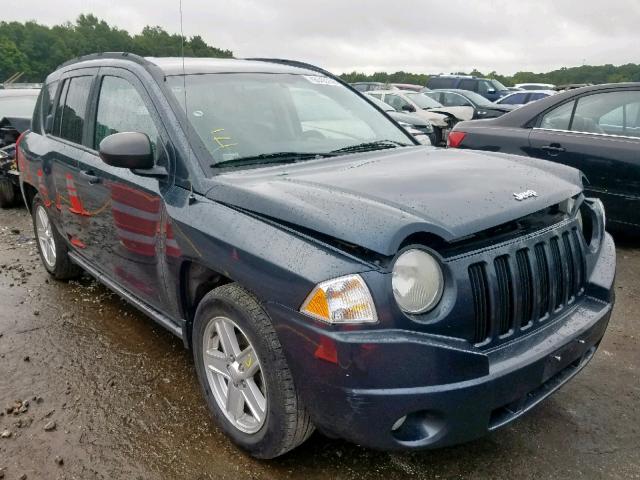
xmin=202 ymin=316 xmax=267 ymax=434
xmin=35 ymin=205 xmax=56 ymax=269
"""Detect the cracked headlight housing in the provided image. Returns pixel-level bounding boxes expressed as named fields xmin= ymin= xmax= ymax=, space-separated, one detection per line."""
xmin=392 ymin=249 xmax=444 ymax=314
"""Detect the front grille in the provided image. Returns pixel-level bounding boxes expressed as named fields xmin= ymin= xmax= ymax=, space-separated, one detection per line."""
xmin=469 ymin=225 xmax=586 ymax=346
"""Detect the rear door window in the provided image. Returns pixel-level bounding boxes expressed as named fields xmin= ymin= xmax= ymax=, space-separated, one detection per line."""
xmin=539 ymin=101 xmax=576 ymax=130
xmin=57 ymin=76 xmax=93 ymax=144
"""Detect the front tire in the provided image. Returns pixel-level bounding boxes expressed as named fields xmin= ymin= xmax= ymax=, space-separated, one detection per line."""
xmin=193 ymin=284 xmax=314 ymax=458
xmin=31 ymin=194 xmax=82 ymax=280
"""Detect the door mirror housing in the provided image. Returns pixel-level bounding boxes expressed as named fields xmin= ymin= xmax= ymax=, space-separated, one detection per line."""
xmin=487 ymin=88 xmax=496 ymax=94
xmin=99 ymin=132 xmax=154 ymax=170
xmin=401 ymin=104 xmax=416 ymax=113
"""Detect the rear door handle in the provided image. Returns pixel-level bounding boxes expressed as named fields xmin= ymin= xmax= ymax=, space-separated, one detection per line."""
xmin=81 ymin=169 xmax=101 ymax=185
xmin=541 ymin=144 xmax=566 ymax=155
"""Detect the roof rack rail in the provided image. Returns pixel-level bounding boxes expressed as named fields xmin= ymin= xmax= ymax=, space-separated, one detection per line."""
xmin=56 ymin=52 xmax=151 ymax=70
xmin=245 ymin=58 xmax=342 ymax=82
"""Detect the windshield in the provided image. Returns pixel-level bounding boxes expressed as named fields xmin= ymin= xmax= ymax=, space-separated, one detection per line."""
xmin=166 ymin=73 xmax=412 ymax=170
xmin=491 ymin=79 xmax=508 ymax=91
xmin=457 ymin=90 xmax=494 ymax=107
xmin=405 ymin=92 xmax=443 ymax=109
xmin=0 ymin=95 xmax=38 ymax=118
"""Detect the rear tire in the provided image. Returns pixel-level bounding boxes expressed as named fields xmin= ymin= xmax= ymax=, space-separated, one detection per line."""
xmin=192 ymin=283 xmax=314 ymax=458
xmin=31 ymin=194 xmax=82 ymax=280
xmin=0 ymin=178 xmax=18 ymax=208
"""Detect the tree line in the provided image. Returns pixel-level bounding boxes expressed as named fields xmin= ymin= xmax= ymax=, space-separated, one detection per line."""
xmin=0 ymin=15 xmax=233 ymax=83
xmin=2 ymin=16 xmax=639 ymax=87
xmin=341 ymin=63 xmax=640 ymax=88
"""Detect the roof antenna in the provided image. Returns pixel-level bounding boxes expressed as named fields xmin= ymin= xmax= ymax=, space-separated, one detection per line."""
xmin=179 ymin=0 xmax=196 ymax=205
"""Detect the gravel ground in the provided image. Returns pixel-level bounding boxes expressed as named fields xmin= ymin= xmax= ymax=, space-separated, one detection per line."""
xmin=0 ymin=205 xmax=638 ymax=480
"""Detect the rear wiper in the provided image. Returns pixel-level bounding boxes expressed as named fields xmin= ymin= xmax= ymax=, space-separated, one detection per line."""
xmin=211 ymin=151 xmax=336 ymax=168
xmin=331 ymin=140 xmax=410 ymax=154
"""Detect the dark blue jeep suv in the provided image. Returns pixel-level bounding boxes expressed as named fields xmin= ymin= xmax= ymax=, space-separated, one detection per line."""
xmin=18 ymin=53 xmax=615 ymax=458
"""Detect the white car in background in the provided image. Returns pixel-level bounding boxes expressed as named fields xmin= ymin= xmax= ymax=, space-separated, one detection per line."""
xmin=514 ymin=83 xmax=556 ymax=91
xmin=494 ymin=89 xmax=556 ymax=106
xmin=367 ymin=89 xmax=473 ymax=145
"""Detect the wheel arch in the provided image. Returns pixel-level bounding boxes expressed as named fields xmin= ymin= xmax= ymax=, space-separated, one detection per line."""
xmin=180 ymin=260 xmax=233 ymax=348
xmin=21 ymin=181 xmax=38 ymax=213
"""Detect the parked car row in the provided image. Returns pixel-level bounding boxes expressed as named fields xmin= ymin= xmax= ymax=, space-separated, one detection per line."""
xmin=449 ymin=82 xmax=640 ymax=231
xmin=0 ymin=87 xmax=40 ymax=207
xmin=15 ymin=53 xmax=616 ymax=460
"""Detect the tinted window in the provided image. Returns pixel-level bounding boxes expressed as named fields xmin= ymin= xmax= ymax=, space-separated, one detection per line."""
xmin=427 ymin=77 xmax=453 ymax=89
xmin=42 ymin=81 xmax=59 ymax=133
xmin=58 ymin=76 xmax=92 ymax=144
xmin=94 ymin=76 xmax=159 ymax=150
xmin=52 ymin=80 xmax=69 ymax=137
xmin=540 ymin=101 xmax=575 ymax=130
xmin=458 ymin=79 xmax=476 ymax=91
xmin=478 ymin=81 xmax=494 ymax=95
xmin=528 ymin=92 xmax=548 ymax=101
xmin=573 ymin=90 xmax=640 ymax=137
xmin=501 ymin=92 xmax=528 ymax=104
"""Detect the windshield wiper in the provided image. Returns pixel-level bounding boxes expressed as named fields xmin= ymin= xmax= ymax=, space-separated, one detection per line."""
xmin=211 ymin=152 xmax=336 ymax=168
xmin=331 ymin=140 xmax=410 ymax=154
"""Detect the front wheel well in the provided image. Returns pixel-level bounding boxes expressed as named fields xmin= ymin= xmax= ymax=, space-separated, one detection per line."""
xmin=21 ymin=182 xmax=38 ymax=213
xmin=181 ymin=261 xmax=232 ymax=348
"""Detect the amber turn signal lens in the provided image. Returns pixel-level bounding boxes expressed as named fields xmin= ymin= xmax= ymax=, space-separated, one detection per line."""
xmin=300 ymin=274 xmax=377 ymax=324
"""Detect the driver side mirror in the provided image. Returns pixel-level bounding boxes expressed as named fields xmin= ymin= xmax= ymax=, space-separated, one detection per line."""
xmin=99 ymin=132 xmax=166 ymax=177
xmin=401 ymin=104 xmax=416 ymax=113
xmin=487 ymin=89 xmax=496 ymax=94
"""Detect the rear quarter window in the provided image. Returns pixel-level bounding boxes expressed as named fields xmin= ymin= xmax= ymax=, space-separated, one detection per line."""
xmin=56 ymin=76 xmax=93 ymax=144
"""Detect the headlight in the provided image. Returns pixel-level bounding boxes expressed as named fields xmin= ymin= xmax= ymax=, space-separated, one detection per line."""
xmin=300 ymin=274 xmax=377 ymax=324
xmin=392 ymin=249 xmax=444 ymax=314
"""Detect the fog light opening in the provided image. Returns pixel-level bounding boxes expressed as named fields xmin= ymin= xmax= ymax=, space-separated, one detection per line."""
xmin=391 ymin=415 xmax=407 ymax=432
xmin=390 ymin=410 xmax=445 ymax=444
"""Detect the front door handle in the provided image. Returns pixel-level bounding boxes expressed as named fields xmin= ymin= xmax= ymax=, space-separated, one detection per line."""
xmin=541 ymin=144 xmax=566 ymax=155
xmin=81 ymin=169 xmax=101 ymax=185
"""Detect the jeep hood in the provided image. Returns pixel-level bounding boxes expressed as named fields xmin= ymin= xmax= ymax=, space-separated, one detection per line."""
xmin=204 ymin=147 xmax=583 ymax=256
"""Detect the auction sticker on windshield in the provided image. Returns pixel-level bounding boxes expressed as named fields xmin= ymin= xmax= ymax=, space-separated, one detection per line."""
xmin=303 ymin=75 xmax=340 ymax=86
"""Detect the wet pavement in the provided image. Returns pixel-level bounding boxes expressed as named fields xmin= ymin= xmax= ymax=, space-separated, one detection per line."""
xmin=0 ymin=205 xmax=639 ymax=479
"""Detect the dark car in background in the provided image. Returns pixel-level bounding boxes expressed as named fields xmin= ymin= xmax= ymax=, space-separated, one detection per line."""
xmin=426 ymin=75 xmax=511 ymax=101
xmin=449 ymin=83 xmax=640 ymax=232
xmin=18 ymin=53 xmax=615 ymax=459
xmin=495 ymin=90 xmax=556 ymax=106
xmin=423 ymin=89 xmax=517 ymax=119
xmin=0 ymin=87 xmax=40 ymax=207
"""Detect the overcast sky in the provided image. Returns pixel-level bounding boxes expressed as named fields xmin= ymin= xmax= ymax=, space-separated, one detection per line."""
xmin=5 ymin=0 xmax=640 ymax=75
